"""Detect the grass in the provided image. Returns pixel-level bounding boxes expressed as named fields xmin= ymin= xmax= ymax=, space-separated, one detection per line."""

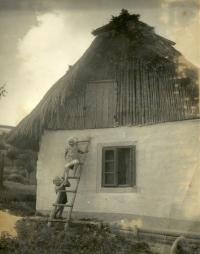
xmin=0 ymin=181 xmax=156 ymax=254
xmin=0 ymin=181 xmax=36 ymax=216
xmin=0 ymin=218 xmax=156 ymax=254
xmin=0 ymin=181 xmax=198 ymax=253
xmin=0 ymin=180 xmax=155 ymax=254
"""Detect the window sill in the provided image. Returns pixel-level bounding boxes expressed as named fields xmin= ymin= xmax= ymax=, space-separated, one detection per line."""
xmin=98 ymin=186 xmax=137 ymax=193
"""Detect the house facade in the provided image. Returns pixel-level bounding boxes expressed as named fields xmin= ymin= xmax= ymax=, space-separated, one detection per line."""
xmin=8 ymin=10 xmax=200 ymax=232
xmin=36 ymin=119 xmax=200 ymax=232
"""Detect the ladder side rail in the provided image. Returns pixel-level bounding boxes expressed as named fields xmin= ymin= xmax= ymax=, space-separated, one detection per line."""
xmin=48 ymin=191 xmax=62 ymax=226
xmin=66 ymin=164 xmax=83 ymax=224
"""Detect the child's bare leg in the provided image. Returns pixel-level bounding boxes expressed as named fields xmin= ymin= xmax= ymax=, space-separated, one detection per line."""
xmin=64 ymin=160 xmax=80 ymax=180
xmin=63 ymin=166 xmax=70 ymax=181
xmin=73 ymin=163 xmax=79 ymax=176
xmin=63 ymin=162 xmax=73 ymax=181
xmin=57 ymin=207 xmax=64 ymax=218
xmin=55 ymin=207 xmax=60 ymax=218
xmin=71 ymin=160 xmax=80 ymax=176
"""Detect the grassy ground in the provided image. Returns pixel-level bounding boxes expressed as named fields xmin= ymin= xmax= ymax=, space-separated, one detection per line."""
xmin=0 ymin=181 xmax=36 ymax=216
xmin=0 ymin=218 xmax=156 ymax=254
xmin=1 ymin=181 xmax=198 ymax=253
xmin=0 ymin=181 xmax=157 ymax=253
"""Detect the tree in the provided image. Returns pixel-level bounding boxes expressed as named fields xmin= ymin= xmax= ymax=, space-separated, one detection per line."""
xmin=0 ymin=84 xmax=8 ymax=188
xmin=0 ymin=133 xmax=10 ymax=189
xmin=0 ymin=152 xmax=4 ymax=189
xmin=16 ymin=150 xmax=37 ymax=180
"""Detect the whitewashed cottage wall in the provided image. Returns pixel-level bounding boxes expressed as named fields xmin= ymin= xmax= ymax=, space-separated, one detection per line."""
xmin=37 ymin=119 xmax=200 ymax=231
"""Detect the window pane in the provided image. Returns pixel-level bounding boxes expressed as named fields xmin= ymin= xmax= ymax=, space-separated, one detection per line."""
xmin=105 ymin=150 xmax=114 ymax=161
xmin=105 ymin=161 xmax=114 ymax=173
xmin=105 ymin=173 xmax=115 ymax=185
xmin=117 ymin=148 xmax=131 ymax=185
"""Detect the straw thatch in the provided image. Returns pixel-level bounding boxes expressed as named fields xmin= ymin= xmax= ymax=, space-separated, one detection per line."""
xmin=7 ymin=10 xmax=199 ymax=150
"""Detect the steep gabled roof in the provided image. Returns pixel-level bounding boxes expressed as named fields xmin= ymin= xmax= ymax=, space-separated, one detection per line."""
xmin=7 ymin=10 xmax=199 ymax=150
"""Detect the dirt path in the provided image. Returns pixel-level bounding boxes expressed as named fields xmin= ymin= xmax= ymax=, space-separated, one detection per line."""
xmin=0 ymin=210 xmax=21 ymax=236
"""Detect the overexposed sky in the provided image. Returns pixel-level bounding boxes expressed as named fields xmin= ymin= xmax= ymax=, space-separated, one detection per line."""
xmin=0 ymin=0 xmax=199 ymax=126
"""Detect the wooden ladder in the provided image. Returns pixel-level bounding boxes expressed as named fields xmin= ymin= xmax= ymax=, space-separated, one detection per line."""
xmin=47 ymin=139 xmax=90 ymax=230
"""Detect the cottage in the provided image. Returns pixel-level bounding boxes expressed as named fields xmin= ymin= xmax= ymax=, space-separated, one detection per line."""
xmin=8 ymin=10 xmax=200 ymax=232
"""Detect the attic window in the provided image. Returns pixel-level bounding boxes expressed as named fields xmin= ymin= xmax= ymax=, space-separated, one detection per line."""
xmin=102 ymin=146 xmax=136 ymax=187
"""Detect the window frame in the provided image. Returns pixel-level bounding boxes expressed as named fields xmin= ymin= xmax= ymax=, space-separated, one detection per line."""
xmin=102 ymin=145 xmax=136 ymax=188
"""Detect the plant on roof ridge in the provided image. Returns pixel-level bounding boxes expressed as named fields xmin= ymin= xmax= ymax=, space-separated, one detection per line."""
xmin=111 ymin=9 xmax=140 ymax=24
xmin=109 ymin=9 xmax=140 ymax=35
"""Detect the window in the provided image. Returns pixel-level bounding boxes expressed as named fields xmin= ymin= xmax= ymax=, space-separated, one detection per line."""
xmin=102 ymin=146 xmax=136 ymax=187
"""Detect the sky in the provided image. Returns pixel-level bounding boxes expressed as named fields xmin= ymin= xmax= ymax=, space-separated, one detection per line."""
xmin=0 ymin=0 xmax=199 ymax=126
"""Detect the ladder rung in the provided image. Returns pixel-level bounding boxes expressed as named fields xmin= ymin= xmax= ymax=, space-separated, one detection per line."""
xmin=68 ymin=176 xmax=80 ymax=180
xmin=57 ymin=190 xmax=76 ymax=193
xmin=48 ymin=219 xmax=67 ymax=223
xmin=53 ymin=203 xmax=73 ymax=207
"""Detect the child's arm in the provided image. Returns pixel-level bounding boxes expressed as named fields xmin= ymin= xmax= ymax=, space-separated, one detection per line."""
xmin=78 ymin=149 xmax=86 ymax=154
xmin=64 ymin=147 xmax=68 ymax=158
xmin=55 ymin=182 xmax=67 ymax=194
xmin=77 ymin=137 xmax=91 ymax=154
xmin=55 ymin=185 xmax=61 ymax=194
xmin=63 ymin=180 xmax=71 ymax=187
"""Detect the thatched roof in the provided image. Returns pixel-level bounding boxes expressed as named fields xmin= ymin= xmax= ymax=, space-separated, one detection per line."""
xmin=7 ymin=9 xmax=199 ymax=150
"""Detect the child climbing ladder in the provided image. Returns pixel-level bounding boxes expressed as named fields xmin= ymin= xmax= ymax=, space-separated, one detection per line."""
xmin=48 ymin=136 xmax=91 ymax=229
xmin=64 ymin=137 xmax=90 ymax=181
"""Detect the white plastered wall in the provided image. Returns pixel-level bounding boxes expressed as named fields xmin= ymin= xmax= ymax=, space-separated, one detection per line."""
xmin=36 ymin=120 xmax=200 ymax=230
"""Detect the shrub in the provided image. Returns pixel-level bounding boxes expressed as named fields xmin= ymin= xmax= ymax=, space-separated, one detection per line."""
xmin=7 ymin=174 xmax=28 ymax=184
xmin=0 ymin=219 xmax=156 ymax=254
xmin=0 ymin=201 xmax=35 ymax=216
xmin=0 ymin=186 xmax=35 ymax=202
xmin=0 ymin=186 xmax=36 ymax=216
xmin=0 ymin=182 xmax=36 ymax=216
xmin=3 ymin=171 xmax=26 ymax=181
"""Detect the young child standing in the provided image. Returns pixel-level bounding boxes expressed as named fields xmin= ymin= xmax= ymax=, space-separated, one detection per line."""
xmin=52 ymin=176 xmax=70 ymax=218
